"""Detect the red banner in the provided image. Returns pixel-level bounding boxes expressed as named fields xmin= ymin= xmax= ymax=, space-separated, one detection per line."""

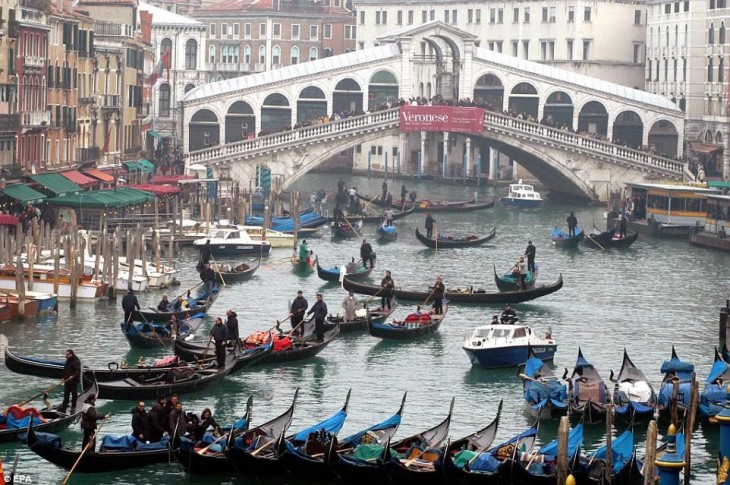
xmin=399 ymin=106 xmax=485 ymax=134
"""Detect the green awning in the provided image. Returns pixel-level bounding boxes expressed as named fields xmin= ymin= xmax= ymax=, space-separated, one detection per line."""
xmin=708 ymin=180 xmax=730 ymax=189
xmin=123 ymin=161 xmax=154 ymax=173
xmin=139 ymin=159 xmax=155 ymax=172
xmin=45 ymin=188 xmax=155 ymax=209
xmin=147 ymin=130 xmax=162 ymax=140
xmin=1 ymin=184 xmax=48 ymax=204
xmin=30 ymin=174 xmax=83 ymax=196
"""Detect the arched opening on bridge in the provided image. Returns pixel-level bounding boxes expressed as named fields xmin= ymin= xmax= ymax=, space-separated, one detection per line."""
xmin=543 ymin=91 xmax=573 ymax=129
xmin=261 ymin=93 xmax=291 ymax=134
xmin=189 ymin=109 xmax=219 ymax=152
xmin=648 ymin=120 xmax=679 ymax=158
xmin=184 ymin=84 xmax=196 ymax=93
xmin=297 ymin=86 xmax=327 ymax=123
xmin=612 ymin=111 xmax=643 ymax=149
xmin=508 ymin=82 xmax=539 ymax=118
xmin=225 ymin=101 xmax=256 ymax=143
xmin=474 ymin=74 xmax=503 ymax=109
xmin=577 ymin=101 xmax=608 ymax=136
xmin=368 ymin=70 xmax=398 ymax=110
xmin=333 ymin=78 xmax=363 ymax=114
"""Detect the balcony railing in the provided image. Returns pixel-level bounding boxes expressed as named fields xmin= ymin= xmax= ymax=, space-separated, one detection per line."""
xmin=23 ymin=56 xmax=44 ymax=68
xmin=79 ymin=96 xmax=95 ymax=105
xmin=76 ymin=146 xmax=100 ymax=163
xmin=22 ymin=110 xmax=50 ymax=127
xmin=100 ymin=94 xmax=121 ymax=108
xmin=0 ymin=114 xmax=19 ymax=132
xmin=93 ymin=22 xmax=134 ymax=38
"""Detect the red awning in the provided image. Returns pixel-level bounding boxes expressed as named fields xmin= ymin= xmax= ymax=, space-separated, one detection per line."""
xmin=0 ymin=214 xmax=19 ymax=226
xmin=689 ymin=141 xmax=723 ymax=155
xmin=129 ymin=184 xmax=181 ymax=195
xmin=149 ymin=175 xmax=194 ymax=185
xmin=61 ymin=170 xmax=98 ymax=187
xmin=83 ymin=168 xmax=115 ymax=183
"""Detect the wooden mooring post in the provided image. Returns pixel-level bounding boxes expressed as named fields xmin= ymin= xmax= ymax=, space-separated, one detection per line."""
xmin=556 ymin=415 xmax=569 ymax=485
xmin=643 ymin=420 xmax=657 ymax=485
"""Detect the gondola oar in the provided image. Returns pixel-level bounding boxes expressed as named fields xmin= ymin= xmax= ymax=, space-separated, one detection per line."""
xmin=585 ymin=233 xmax=607 ymax=251
xmin=17 ymin=379 xmax=69 ymax=407
xmin=342 ymin=214 xmax=362 ymax=239
xmin=210 ymin=255 xmax=227 ymax=287
xmin=61 ymin=414 xmax=111 ymax=485
xmin=175 ymin=281 xmax=203 ymax=300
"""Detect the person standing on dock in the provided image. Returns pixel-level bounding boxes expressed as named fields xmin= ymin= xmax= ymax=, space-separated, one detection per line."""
xmin=60 ymin=349 xmax=81 ymax=413
xmin=360 ymin=239 xmax=374 ymax=269
xmin=524 ymin=241 xmax=536 ymax=274
xmin=307 ymin=293 xmax=329 ymax=342
xmin=122 ymin=289 xmax=140 ymax=328
xmin=567 ymin=212 xmax=578 ymax=237
xmin=425 ymin=213 xmax=436 ymax=238
xmin=212 ymin=317 xmax=228 ymax=369
xmin=290 ymin=290 xmax=308 ymax=338
xmin=432 ymin=277 xmax=445 ymax=315
xmin=381 ymin=270 xmax=394 ymax=310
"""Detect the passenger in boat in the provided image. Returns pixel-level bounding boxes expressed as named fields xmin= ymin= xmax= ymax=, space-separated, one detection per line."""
xmin=122 ymin=289 xmax=140 ymax=327
xmin=567 ymin=212 xmax=578 ymax=237
xmin=166 ymin=315 xmax=182 ymax=339
xmin=169 ymin=402 xmax=187 ymax=437
xmin=157 ymin=294 xmax=171 ymax=312
xmin=172 ymin=296 xmax=184 ymax=312
xmin=333 ymin=204 xmax=345 ymax=224
xmin=385 ymin=192 xmax=393 ymax=209
xmin=518 ymin=257 xmax=528 ymax=290
xmin=60 ymin=349 xmax=82 ymax=413
xmin=80 ymin=394 xmax=109 ymax=451
xmin=225 ymin=309 xmax=240 ymax=350
xmin=360 ymin=239 xmax=375 ymax=269
xmin=192 ymin=408 xmax=222 ymax=443
xmin=409 ymin=191 xmax=417 ymax=203
xmin=501 ymin=304 xmax=516 ymax=324
xmin=200 ymin=263 xmax=217 ymax=294
xmin=337 ymin=177 xmax=346 ymax=194
xmin=524 ymin=241 xmax=536 ymax=274
xmin=346 ymin=257 xmax=357 ymax=273
xmin=619 ymin=213 xmax=628 ymax=238
xmin=491 ymin=315 xmax=500 ymax=325
xmin=212 ymin=317 xmax=228 ymax=369
xmin=307 ymin=293 xmax=329 ymax=342
xmin=425 ymin=213 xmax=436 ymax=238
xmin=200 ymin=240 xmax=212 ymax=265
xmin=342 ymin=290 xmax=358 ymax=322
xmin=348 ymin=186 xmax=357 ymax=205
xmin=381 ymin=270 xmax=394 ymax=310
xmin=290 ymin=290 xmax=308 ymax=338
xmin=299 ymin=240 xmax=310 ymax=265
xmin=162 ymin=395 xmax=179 ymax=433
xmin=384 ymin=208 xmax=394 ymax=226
xmin=131 ymin=401 xmax=148 ymax=441
xmin=145 ymin=403 xmax=165 ymax=442
xmin=432 ymin=277 xmax=445 ymax=315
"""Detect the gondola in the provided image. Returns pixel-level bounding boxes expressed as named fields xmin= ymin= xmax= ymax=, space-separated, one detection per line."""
xmin=493 ymin=264 xmax=537 ymax=292
xmin=329 ymin=398 xmax=454 ymax=484
xmin=327 ymin=301 xmax=397 ymax=332
xmin=331 ymin=218 xmax=363 ymax=238
xmin=226 ymin=390 xmax=299 ymax=475
xmin=281 ymin=392 xmax=406 ymax=480
xmin=27 ymin=424 xmax=171 ymax=473
xmin=171 ymin=397 xmax=253 ymax=475
xmin=95 ymin=366 xmax=230 ymax=400
xmin=130 ymin=287 xmax=219 ymax=323
xmin=120 ymin=312 xmax=206 ymax=349
xmin=519 ymin=346 xmax=568 ymax=419
xmin=357 ymin=193 xmax=495 ymax=212
xmin=415 ymin=227 xmax=496 ymax=248
xmin=213 ymin=258 xmax=260 ymax=283
xmin=584 ymin=227 xmax=639 ymax=249
xmin=384 ymin=400 xmax=502 ymax=485
xmin=657 ymin=346 xmax=696 ymax=422
xmin=574 ymin=427 xmax=638 ymax=485
xmin=498 ymin=423 xmax=583 ymax=485
xmin=565 ymin=348 xmax=609 ymax=423
xmin=551 ymin=227 xmax=585 ymax=248
xmin=442 ymin=421 xmax=538 ymax=485
xmin=0 ymin=380 xmax=98 ymax=444
xmin=699 ymin=347 xmax=730 ymax=418
xmin=368 ymin=305 xmax=448 ymax=340
xmin=343 ymin=274 xmax=563 ymax=304
xmin=4 ymin=346 xmax=211 ymax=382
xmin=316 ymin=259 xmax=372 ymax=282
xmin=327 ymin=205 xmax=415 ymax=223
xmin=376 ymin=224 xmax=398 ymax=241
xmin=609 ymin=349 xmax=657 ymax=421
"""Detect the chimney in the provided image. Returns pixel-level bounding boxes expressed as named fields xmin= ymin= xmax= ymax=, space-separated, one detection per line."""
xmin=140 ymin=10 xmax=152 ymax=43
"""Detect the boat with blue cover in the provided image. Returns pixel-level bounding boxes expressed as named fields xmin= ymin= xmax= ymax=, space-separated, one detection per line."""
xmin=574 ymin=427 xmax=638 ymax=485
xmin=281 ymin=392 xmax=406 ymax=479
xmin=657 ymin=346 xmax=696 ymax=421
xmin=551 ymin=227 xmax=585 ymax=248
xmin=130 ymin=287 xmax=219 ymax=323
xmin=699 ymin=347 xmax=729 ymax=418
xmin=519 ymin=345 xmax=567 ymax=419
xmin=121 ymin=311 xmax=207 ymax=349
xmin=500 ymin=182 xmax=543 ymax=208
xmin=610 ymin=349 xmax=657 ymax=421
xmin=493 ymin=264 xmax=537 ymax=292
xmin=377 ymin=223 xmax=398 ymax=241
xmin=462 ymin=324 xmax=557 ymax=369
xmin=566 ymin=348 xmax=609 ymax=423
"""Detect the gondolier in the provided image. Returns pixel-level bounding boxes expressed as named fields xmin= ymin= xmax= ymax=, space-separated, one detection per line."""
xmin=80 ymin=394 xmax=109 ymax=451
xmin=212 ymin=317 xmax=228 ymax=369
xmin=333 ymin=204 xmax=345 ymax=224
xmin=226 ymin=309 xmax=239 ymax=349
xmin=384 ymin=208 xmax=394 ymax=226
xmin=524 ymin=241 xmax=536 ymax=273
xmin=60 ymin=349 xmax=81 ymax=413
xmin=401 ymin=183 xmax=408 ymax=200
xmin=200 ymin=264 xmax=216 ymax=294
xmin=381 ymin=271 xmax=394 ymax=310
xmin=360 ymin=239 xmax=374 ymax=269
xmin=290 ymin=290 xmax=308 ymax=338
xmin=200 ymin=240 xmax=212 ymax=265
xmin=307 ymin=293 xmax=329 ymax=342
xmin=122 ymin=289 xmax=140 ymax=326
xmin=425 ymin=213 xmax=436 ymax=238
xmin=567 ymin=212 xmax=578 ymax=237
xmin=432 ymin=277 xmax=445 ymax=315
xmin=342 ymin=290 xmax=358 ymax=322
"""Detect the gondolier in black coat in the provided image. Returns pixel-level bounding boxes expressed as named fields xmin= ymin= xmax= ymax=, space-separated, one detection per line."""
xmin=425 ymin=213 xmax=436 ymax=238
xmin=145 ymin=403 xmax=165 ymax=442
xmin=360 ymin=239 xmax=374 ymax=269
xmin=212 ymin=317 xmax=228 ymax=369
xmin=60 ymin=349 xmax=81 ymax=413
xmin=381 ymin=271 xmax=394 ymax=310
xmin=200 ymin=239 xmax=212 ymax=265
xmin=80 ymin=394 xmax=109 ymax=451
xmin=333 ymin=204 xmax=345 ymax=224
xmin=401 ymin=183 xmax=408 ymax=200
xmin=524 ymin=241 xmax=536 ymax=273
xmin=307 ymin=293 xmax=329 ymax=342
xmin=290 ymin=290 xmax=308 ymax=338
xmin=432 ymin=277 xmax=445 ymax=315
xmin=131 ymin=401 xmax=148 ymax=441
xmin=619 ymin=213 xmax=628 ymax=238
xmin=200 ymin=263 xmax=216 ymax=295
xmin=567 ymin=211 xmax=578 ymax=237
xmin=122 ymin=289 xmax=140 ymax=327
xmin=225 ymin=309 xmax=240 ymax=349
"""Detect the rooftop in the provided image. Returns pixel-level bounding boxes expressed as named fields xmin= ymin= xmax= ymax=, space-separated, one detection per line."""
xmin=194 ymin=0 xmax=351 ymax=15
xmin=138 ymin=1 xmax=202 ymax=25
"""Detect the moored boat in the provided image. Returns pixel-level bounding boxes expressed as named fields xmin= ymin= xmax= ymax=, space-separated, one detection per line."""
xmin=326 ymin=300 xmax=397 ymax=332
xmin=610 ymin=349 xmax=657 ymax=420
xmin=566 ymin=348 xmax=609 ymax=423
xmin=240 ymin=225 xmax=296 ymax=248
xmin=463 ymin=324 xmax=556 ymax=369
xmin=368 ymin=305 xmax=448 ymax=340
xmin=500 ymin=182 xmax=543 ymax=208
xmin=699 ymin=347 xmax=730 ymax=418
xmin=0 ymin=265 xmax=108 ymax=301
xmin=551 ymin=227 xmax=585 ymax=248
xmin=121 ymin=312 xmax=206 ymax=349
xmin=130 ymin=287 xmax=219 ymax=323
xmin=657 ymin=346 xmax=696 ymax=422
xmin=574 ymin=427 xmax=638 ymax=485
xmin=584 ymin=227 xmax=639 ymax=249
xmin=212 ymin=258 xmax=260 ymax=283
xmin=415 ymin=227 xmax=496 ymax=248
xmin=518 ymin=345 xmax=567 ymax=419
xmin=193 ymin=227 xmax=271 ymax=256
xmin=95 ymin=366 xmax=230 ymax=400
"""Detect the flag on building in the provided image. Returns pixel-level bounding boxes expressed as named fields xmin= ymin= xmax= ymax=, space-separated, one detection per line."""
xmin=147 ymin=47 xmax=171 ymax=86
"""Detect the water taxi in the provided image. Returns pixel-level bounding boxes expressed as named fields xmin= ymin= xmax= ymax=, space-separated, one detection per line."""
xmin=462 ymin=324 xmax=556 ymax=368
xmin=193 ymin=228 xmax=271 ymax=256
xmin=500 ymin=181 xmax=543 ymax=208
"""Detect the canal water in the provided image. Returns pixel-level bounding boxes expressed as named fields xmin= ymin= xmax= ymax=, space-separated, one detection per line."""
xmin=0 ymin=173 xmax=726 ymax=484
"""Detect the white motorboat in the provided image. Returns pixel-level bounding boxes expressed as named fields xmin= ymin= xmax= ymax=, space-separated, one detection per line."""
xmin=500 ymin=180 xmax=543 ymax=208
xmin=193 ymin=227 xmax=272 ymax=256
xmin=238 ymin=225 xmax=295 ymax=248
xmin=462 ymin=324 xmax=556 ymax=368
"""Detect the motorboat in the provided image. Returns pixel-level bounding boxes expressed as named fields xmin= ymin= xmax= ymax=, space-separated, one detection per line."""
xmin=193 ymin=228 xmax=271 ymax=256
xmin=462 ymin=323 xmax=556 ymax=368
xmin=500 ymin=180 xmax=543 ymax=208
xmin=238 ymin=225 xmax=295 ymax=248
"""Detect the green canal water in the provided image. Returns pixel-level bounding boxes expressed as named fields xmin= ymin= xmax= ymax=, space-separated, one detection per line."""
xmin=0 ymin=173 xmax=727 ymax=484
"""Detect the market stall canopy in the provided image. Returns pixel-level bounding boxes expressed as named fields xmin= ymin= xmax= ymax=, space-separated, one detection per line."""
xmin=123 ymin=160 xmax=155 ymax=173
xmin=129 ymin=184 xmax=180 ymax=195
xmin=83 ymin=168 xmax=115 ymax=184
xmin=29 ymin=174 xmax=83 ymax=197
xmin=689 ymin=141 xmax=723 ymax=155
xmin=44 ymin=188 xmax=155 ymax=209
xmin=61 ymin=170 xmax=98 ymax=188
xmin=0 ymin=214 xmax=19 ymax=226
xmin=1 ymin=184 xmax=48 ymax=205
xmin=147 ymin=130 xmax=163 ymax=140
xmin=149 ymin=175 xmax=194 ymax=184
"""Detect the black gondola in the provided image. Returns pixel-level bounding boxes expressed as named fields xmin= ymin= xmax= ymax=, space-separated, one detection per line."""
xmin=226 ymin=390 xmax=299 ymax=475
xmin=120 ymin=312 xmax=206 ymax=349
xmin=415 ymin=227 xmax=496 ymax=248
xmin=213 ymin=258 xmax=260 ymax=283
xmin=27 ymin=422 xmax=170 ymax=473
xmin=327 ymin=301 xmax=397 ymax=332
xmin=281 ymin=392 xmax=407 ymax=480
xmin=326 ymin=205 xmax=416 ymax=223
xmin=368 ymin=305 xmax=448 ymax=340
xmin=171 ymin=397 xmax=253 ymax=475
xmin=609 ymin=349 xmax=657 ymax=421
xmin=343 ymin=274 xmax=563 ymax=305
xmin=316 ymin=259 xmax=372 ymax=282
xmin=328 ymin=398 xmax=454 ymax=484
xmin=573 ymin=427 xmax=639 ymax=485
xmin=0 ymin=380 xmax=98 ymax=444
xmin=566 ymin=348 xmax=609 ymax=423
xmin=584 ymin=228 xmax=639 ymax=249
xmin=493 ymin=264 xmax=537 ymax=292
xmin=384 ymin=400 xmax=503 ymax=485
xmin=357 ymin=193 xmax=495 ymax=212
xmin=95 ymin=367 xmax=230 ymax=400
xmin=551 ymin=227 xmax=585 ymax=248
xmin=129 ymin=288 xmax=219 ymax=323
xmin=331 ymin=219 xmax=363 ymax=238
